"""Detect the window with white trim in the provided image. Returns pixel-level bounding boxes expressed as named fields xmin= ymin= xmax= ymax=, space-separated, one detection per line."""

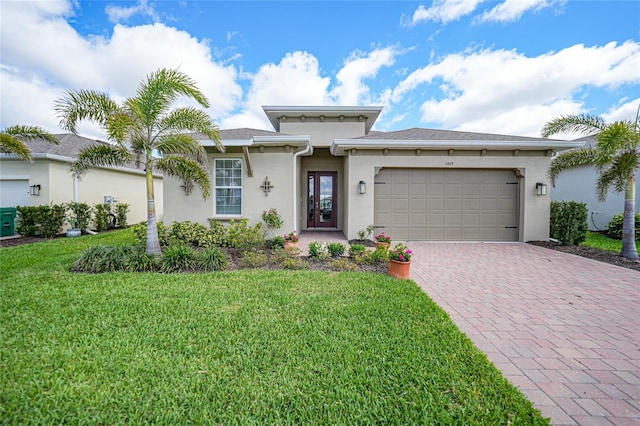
xmin=214 ymin=159 xmax=242 ymax=215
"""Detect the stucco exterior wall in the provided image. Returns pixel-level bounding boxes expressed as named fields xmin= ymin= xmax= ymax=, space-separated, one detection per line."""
xmin=279 ymin=120 xmax=366 ymax=147
xmin=300 ymin=149 xmax=344 ymax=231
xmin=551 ymin=165 xmax=640 ymax=230
xmin=163 ymin=147 xmax=296 ymax=234
xmin=343 ymin=150 xmax=553 ymax=242
xmin=1 ymin=157 xmax=162 ymax=225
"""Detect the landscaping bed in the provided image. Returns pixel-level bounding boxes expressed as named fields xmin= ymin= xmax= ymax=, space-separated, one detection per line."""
xmin=528 ymin=239 xmax=640 ymax=272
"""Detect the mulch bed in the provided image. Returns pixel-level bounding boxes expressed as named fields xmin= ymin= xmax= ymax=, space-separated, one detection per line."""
xmin=528 ymin=240 xmax=640 ymax=272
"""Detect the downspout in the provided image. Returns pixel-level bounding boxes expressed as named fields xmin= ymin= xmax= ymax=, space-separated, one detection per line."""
xmin=292 ymin=138 xmax=313 ymax=232
xmin=73 ymin=172 xmax=79 ymax=203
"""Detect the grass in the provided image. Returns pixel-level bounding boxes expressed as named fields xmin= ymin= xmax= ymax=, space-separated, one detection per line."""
xmin=1 ymin=229 xmax=549 ymax=424
xmin=582 ymin=231 xmax=639 ymax=254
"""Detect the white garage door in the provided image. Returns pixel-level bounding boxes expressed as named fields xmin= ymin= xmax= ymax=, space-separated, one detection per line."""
xmin=374 ymin=169 xmax=519 ymax=241
xmin=0 ymin=180 xmax=29 ymax=207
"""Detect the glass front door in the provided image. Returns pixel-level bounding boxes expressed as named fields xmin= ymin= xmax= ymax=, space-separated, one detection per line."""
xmin=307 ymin=172 xmax=337 ymax=228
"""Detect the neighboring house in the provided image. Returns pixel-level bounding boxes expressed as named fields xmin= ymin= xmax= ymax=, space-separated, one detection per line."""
xmin=0 ymin=133 xmax=163 ymax=225
xmin=164 ymin=106 xmax=581 ymax=242
xmin=551 ymin=135 xmax=640 ymax=231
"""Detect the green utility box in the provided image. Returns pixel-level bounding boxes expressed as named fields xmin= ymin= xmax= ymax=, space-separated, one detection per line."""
xmin=0 ymin=207 xmax=17 ymax=237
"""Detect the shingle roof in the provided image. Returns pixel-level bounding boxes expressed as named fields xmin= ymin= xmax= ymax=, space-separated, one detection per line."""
xmin=359 ymin=128 xmax=554 ymax=142
xmin=219 ymin=128 xmax=285 ymax=140
xmin=24 ymin=133 xmax=111 ymax=158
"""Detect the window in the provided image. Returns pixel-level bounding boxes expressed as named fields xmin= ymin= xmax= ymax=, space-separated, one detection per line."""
xmin=214 ymin=159 xmax=242 ymax=215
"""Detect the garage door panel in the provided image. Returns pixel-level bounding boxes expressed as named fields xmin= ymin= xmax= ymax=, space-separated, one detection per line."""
xmin=375 ymin=168 xmax=518 ymax=241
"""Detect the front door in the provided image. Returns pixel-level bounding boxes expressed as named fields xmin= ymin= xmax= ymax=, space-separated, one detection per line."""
xmin=307 ymin=172 xmax=337 ymax=228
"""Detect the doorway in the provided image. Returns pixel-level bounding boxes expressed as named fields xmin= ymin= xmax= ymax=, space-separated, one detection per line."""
xmin=307 ymin=171 xmax=337 ymax=228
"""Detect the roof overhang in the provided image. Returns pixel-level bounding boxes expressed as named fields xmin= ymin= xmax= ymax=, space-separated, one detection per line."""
xmin=330 ymin=139 xmax=585 ymax=156
xmin=262 ymin=106 xmax=383 ymax=133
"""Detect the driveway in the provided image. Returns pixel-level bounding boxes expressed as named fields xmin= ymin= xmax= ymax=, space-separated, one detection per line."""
xmin=410 ymin=242 xmax=640 ymax=426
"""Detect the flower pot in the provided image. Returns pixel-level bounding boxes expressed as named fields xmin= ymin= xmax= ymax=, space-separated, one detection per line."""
xmin=388 ymin=259 xmax=411 ymax=279
xmin=66 ymin=228 xmax=81 ymax=238
xmin=376 ymin=242 xmax=390 ymax=251
xmin=284 ymin=240 xmax=299 ymax=250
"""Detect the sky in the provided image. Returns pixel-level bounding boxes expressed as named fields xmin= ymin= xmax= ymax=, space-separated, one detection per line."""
xmin=1 ymin=0 xmax=639 ymax=140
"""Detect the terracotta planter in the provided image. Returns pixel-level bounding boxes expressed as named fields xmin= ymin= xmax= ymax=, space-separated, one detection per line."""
xmin=388 ymin=259 xmax=411 ymax=279
xmin=284 ymin=240 xmax=299 ymax=250
xmin=376 ymin=242 xmax=390 ymax=251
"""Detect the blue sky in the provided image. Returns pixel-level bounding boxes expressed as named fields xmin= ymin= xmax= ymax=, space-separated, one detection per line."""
xmin=1 ymin=0 xmax=639 ymax=139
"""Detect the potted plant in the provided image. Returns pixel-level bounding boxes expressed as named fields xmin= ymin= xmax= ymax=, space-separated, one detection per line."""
xmin=65 ymin=216 xmax=81 ymax=237
xmin=387 ymin=243 xmax=412 ymax=279
xmin=375 ymin=232 xmax=391 ymax=251
xmin=283 ymin=230 xmax=299 ymax=249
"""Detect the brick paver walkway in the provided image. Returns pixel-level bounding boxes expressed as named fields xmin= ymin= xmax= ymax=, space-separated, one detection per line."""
xmin=410 ymin=242 xmax=640 ymax=425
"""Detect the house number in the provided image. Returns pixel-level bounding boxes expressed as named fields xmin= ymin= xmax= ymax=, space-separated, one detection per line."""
xmin=445 ymin=161 xmax=454 ymax=166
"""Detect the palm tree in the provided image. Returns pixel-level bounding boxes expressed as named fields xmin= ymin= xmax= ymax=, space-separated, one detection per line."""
xmin=1 ymin=125 xmax=58 ymax=161
xmin=542 ymin=110 xmax=640 ymax=260
xmin=55 ymin=68 xmax=222 ymax=255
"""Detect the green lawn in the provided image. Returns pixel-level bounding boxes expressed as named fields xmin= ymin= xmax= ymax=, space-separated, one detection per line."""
xmin=582 ymin=231 xmax=639 ymax=254
xmin=1 ymin=230 xmax=549 ymax=424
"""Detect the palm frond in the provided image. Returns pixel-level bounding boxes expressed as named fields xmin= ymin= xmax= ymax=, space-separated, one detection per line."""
xmin=156 ymin=155 xmax=212 ymax=199
xmin=155 ymin=134 xmax=209 ymax=165
xmin=72 ymin=144 xmax=136 ymax=177
xmin=157 ymin=107 xmax=223 ymax=152
xmin=0 ymin=133 xmax=32 ymax=161
xmin=541 ymin=114 xmax=606 ymax=138
xmin=3 ymin=125 xmax=58 ymax=145
xmin=547 ymin=149 xmax=597 ymax=185
xmin=595 ymin=151 xmax=640 ymax=201
xmin=55 ymin=90 xmax=119 ymax=134
xmin=105 ymin=112 xmax=139 ymax=145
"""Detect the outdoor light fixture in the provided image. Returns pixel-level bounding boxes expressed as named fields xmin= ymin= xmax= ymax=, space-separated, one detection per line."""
xmin=536 ymin=182 xmax=547 ymax=196
xmin=29 ymin=184 xmax=41 ymax=196
xmin=359 ymin=180 xmax=366 ymax=194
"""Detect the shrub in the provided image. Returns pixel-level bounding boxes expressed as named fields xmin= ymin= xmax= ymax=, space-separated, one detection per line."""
xmin=67 ymin=202 xmax=93 ymax=232
xmin=356 ymin=224 xmax=376 ymax=241
xmin=349 ymin=244 xmax=366 ymax=258
xmin=94 ymin=203 xmax=111 ymax=232
xmin=261 ymin=208 xmax=283 ymax=229
xmin=170 ymin=221 xmax=216 ymax=248
xmin=160 ymin=244 xmax=197 ymax=273
xmin=225 ymin=219 xmax=265 ymax=251
xmin=198 ymin=247 xmax=229 ymax=272
xmin=16 ymin=206 xmax=39 ymax=236
xmin=365 ymin=247 xmax=389 ymax=264
xmin=271 ymin=247 xmax=298 ymax=264
xmin=268 ymin=235 xmax=285 ymax=249
xmin=280 ymin=257 xmax=308 ymax=270
xmin=550 ymin=201 xmax=588 ymax=245
xmin=115 ymin=203 xmax=129 ymax=228
xmin=207 ymin=219 xmax=228 ymax=246
xmin=125 ymin=246 xmax=157 ymax=272
xmin=328 ymin=258 xmax=359 ymax=272
xmin=16 ymin=204 xmax=65 ymax=237
xmin=132 ymin=221 xmax=170 ymax=247
xmin=606 ymin=212 xmax=640 ymax=240
xmin=327 ymin=242 xmax=345 ymax=258
xmin=72 ymin=245 xmax=131 ymax=273
xmin=308 ymin=241 xmax=330 ymax=260
xmin=41 ymin=204 xmax=66 ymax=238
xmin=241 ymin=249 xmax=267 ymax=268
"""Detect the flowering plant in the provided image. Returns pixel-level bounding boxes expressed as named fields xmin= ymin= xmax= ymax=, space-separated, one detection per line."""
xmin=374 ymin=232 xmax=391 ymax=243
xmin=388 ymin=243 xmax=412 ymax=262
xmin=262 ymin=208 xmax=283 ymax=229
xmin=284 ymin=230 xmax=299 ymax=242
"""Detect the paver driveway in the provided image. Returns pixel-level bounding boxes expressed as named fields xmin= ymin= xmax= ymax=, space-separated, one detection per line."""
xmin=410 ymin=242 xmax=639 ymax=426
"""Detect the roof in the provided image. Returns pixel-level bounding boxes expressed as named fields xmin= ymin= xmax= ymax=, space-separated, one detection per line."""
xmin=219 ymin=128 xmax=284 ymax=140
xmin=23 ymin=133 xmax=111 ymax=157
xmin=361 ymin=127 xmax=555 ymax=142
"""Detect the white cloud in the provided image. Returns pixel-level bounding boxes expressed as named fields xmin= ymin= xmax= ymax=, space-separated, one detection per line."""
xmin=602 ymin=98 xmax=640 ymax=123
xmin=390 ymin=41 xmax=640 ymax=136
xmin=329 ymin=47 xmax=399 ymax=105
xmin=0 ymin=1 xmax=242 ymax=135
xmin=105 ymin=0 xmax=159 ymax=24
xmin=478 ymin=0 xmax=565 ymax=23
xmin=411 ymin=0 xmax=485 ymax=25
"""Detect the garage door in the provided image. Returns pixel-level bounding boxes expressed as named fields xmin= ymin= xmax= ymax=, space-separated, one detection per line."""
xmin=374 ymin=169 xmax=519 ymax=241
xmin=0 ymin=180 xmax=29 ymax=208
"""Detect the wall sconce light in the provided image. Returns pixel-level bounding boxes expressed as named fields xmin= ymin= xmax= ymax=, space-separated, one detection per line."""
xmin=260 ymin=176 xmax=274 ymax=196
xmin=30 ymin=184 xmax=41 ymax=196
xmin=359 ymin=180 xmax=366 ymax=194
xmin=536 ymin=182 xmax=547 ymax=196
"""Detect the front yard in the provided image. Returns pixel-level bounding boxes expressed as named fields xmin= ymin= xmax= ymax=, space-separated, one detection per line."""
xmin=0 ymin=229 xmax=548 ymax=424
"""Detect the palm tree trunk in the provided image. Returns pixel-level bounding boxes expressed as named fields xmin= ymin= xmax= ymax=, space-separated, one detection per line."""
xmin=620 ymin=175 xmax=639 ymax=260
xmin=145 ymin=168 xmax=162 ymax=255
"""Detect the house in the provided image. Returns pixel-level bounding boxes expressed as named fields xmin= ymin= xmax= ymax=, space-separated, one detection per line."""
xmin=0 ymin=133 xmax=163 ymax=225
xmin=550 ymin=135 xmax=640 ymax=231
xmin=163 ymin=106 xmax=582 ymax=242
